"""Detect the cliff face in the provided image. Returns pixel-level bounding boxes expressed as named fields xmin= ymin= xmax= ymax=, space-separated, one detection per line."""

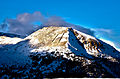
xmin=0 ymin=26 xmax=120 ymax=78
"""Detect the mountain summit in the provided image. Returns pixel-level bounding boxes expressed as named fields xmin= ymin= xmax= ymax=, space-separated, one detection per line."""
xmin=0 ymin=26 xmax=120 ymax=78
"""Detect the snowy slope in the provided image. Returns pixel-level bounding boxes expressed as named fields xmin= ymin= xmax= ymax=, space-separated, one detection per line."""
xmin=0 ymin=26 xmax=120 ymax=78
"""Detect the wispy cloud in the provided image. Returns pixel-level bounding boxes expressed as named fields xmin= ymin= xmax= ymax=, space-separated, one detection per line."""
xmin=92 ymin=28 xmax=112 ymax=33
xmin=6 ymin=11 xmax=45 ymax=36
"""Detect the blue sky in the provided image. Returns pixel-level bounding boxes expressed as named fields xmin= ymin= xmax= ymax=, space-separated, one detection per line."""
xmin=0 ymin=0 xmax=120 ymax=48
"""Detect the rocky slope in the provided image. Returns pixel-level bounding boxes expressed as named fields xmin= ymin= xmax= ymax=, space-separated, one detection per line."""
xmin=0 ymin=26 xmax=120 ymax=78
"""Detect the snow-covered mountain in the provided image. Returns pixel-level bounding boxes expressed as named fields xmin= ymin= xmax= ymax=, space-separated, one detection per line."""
xmin=0 ymin=26 xmax=120 ymax=78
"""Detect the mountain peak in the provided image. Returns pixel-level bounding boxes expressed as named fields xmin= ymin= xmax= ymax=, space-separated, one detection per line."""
xmin=26 ymin=26 xmax=69 ymax=47
xmin=26 ymin=26 xmax=116 ymax=58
